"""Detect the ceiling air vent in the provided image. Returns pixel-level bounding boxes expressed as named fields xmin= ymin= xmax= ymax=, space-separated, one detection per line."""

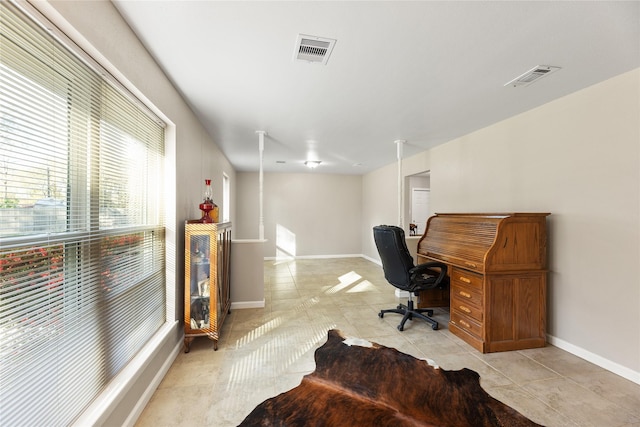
xmin=504 ymin=65 xmax=561 ymax=87
xmin=294 ymin=34 xmax=336 ymax=65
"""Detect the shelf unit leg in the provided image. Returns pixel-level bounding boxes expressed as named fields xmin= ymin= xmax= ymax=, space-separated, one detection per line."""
xmin=184 ymin=337 xmax=194 ymax=353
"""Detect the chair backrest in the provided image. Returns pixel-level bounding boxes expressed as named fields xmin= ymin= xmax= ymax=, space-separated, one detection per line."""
xmin=373 ymin=225 xmax=415 ymax=290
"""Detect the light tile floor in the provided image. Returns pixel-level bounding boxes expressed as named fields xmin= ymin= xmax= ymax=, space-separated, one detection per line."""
xmin=135 ymin=258 xmax=640 ymax=427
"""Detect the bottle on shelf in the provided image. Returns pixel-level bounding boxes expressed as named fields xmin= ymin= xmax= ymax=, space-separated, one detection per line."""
xmin=199 ymin=179 xmax=219 ymax=223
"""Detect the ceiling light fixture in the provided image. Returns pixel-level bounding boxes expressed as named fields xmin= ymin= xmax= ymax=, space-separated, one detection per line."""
xmin=304 ymin=160 xmax=321 ymax=169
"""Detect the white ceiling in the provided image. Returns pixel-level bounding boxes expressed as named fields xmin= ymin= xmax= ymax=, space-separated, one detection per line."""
xmin=112 ymin=1 xmax=639 ymax=175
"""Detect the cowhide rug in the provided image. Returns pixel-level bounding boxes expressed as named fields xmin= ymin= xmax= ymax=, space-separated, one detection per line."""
xmin=239 ymin=329 xmax=543 ymax=427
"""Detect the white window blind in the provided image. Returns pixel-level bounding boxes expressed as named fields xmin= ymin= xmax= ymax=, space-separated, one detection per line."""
xmin=0 ymin=3 xmax=166 ymax=426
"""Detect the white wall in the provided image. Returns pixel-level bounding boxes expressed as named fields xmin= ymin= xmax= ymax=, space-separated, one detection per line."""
xmin=236 ymin=172 xmax=260 ymax=239
xmin=361 ymin=151 xmax=431 ymax=260
xmin=231 ymin=240 xmax=265 ymax=307
xmin=362 ymin=68 xmax=640 ymax=382
xmin=361 ymin=162 xmax=399 ymax=259
xmin=36 ymin=1 xmax=237 ymax=424
xmin=237 ymin=172 xmax=362 ymax=258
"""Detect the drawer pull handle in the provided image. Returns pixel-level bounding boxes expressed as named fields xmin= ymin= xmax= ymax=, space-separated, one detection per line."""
xmin=459 ymin=276 xmax=471 ymax=283
xmin=459 ymin=320 xmax=471 ymax=328
xmin=459 ymin=291 xmax=471 ymax=298
xmin=459 ymin=305 xmax=471 ymax=313
xmin=465 ymin=261 xmax=477 ymax=268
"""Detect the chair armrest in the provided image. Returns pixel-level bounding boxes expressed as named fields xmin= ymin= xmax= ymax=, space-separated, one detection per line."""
xmin=409 ymin=262 xmax=448 ymax=285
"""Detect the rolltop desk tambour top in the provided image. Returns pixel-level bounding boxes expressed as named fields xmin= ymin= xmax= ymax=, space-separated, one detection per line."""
xmin=417 ymin=213 xmax=550 ymax=353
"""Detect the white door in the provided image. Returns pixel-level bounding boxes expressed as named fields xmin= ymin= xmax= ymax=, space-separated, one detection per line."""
xmin=411 ymin=188 xmax=430 ymax=235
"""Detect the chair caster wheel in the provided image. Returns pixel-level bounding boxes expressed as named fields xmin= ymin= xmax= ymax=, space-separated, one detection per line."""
xmin=378 ymin=312 xmax=384 ymax=318
xmin=431 ymin=324 xmax=438 ymax=330
xmin=397 ymin=325 xmax=404 ymax=331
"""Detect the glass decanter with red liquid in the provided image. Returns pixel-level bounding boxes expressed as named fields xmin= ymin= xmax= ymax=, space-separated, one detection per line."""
xmin=199 ymin=179 xmax=219 ymax=223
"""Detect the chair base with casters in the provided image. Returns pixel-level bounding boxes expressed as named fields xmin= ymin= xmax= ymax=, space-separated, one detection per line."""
xmin=378 ymin=293 xmax=438 ymax=331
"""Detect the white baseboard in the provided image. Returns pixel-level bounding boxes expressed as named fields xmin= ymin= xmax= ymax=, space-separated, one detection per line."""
xmin=547 ymin=334 xmax=640 ymax=385
xmin=264 ymin=254 xmax=364 ymax=261
xmin=73 ymin=321 xmax=179 ymax=427
xmin=124 ymin=337 xmax=182 ymax=427
xmin=263 ymin=253 xmax=384 ymax=268
xmin=231 ymin=300 xmax=265 ymax=309
xmin=361 ymin=254 xmax=382 ymax=266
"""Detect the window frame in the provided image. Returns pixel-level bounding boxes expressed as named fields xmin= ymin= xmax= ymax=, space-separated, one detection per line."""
xmin=0 ymin=2 xmax=177 ymax=425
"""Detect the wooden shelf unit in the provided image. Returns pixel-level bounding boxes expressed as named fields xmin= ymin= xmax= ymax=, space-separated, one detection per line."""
xmin=184 ymin=221 xmax=231 ymax=351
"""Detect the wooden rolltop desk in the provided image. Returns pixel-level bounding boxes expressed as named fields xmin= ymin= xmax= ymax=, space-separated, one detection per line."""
xmin=417 ymin=213 xmax=550 ymax=353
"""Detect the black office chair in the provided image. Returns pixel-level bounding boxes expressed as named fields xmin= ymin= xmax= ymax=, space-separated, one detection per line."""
xmin=373 ymin=225 xmax=448 ymax=331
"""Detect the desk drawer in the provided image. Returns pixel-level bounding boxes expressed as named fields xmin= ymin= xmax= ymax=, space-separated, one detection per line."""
xmin=451 ymin=268 xmax=483 ymax=292
xmin=451 ymin=294 xmax=483 ymax=322
xmin=451 ymin=284 xmax=482 ymax=307
xmin=450 ymin=311 xmax=482 ymax=339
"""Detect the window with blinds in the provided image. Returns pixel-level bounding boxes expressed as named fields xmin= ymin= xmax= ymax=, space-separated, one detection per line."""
xmin=0 ymin=2 xmax=166 ymax=425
